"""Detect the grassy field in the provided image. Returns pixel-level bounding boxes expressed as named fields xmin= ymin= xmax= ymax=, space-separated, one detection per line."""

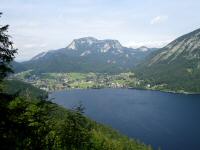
xmin=11 ymin=71 xmax=141 ymax=91
xmin=11 ymin=70 xmax=194 ymax=94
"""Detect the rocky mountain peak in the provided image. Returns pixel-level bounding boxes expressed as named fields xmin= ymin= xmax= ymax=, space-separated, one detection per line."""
xmin=149 ymin=28 xmax=200 ymax=65
xmin=102 ymin=39 xmax=123 ymax=49
xmin=67 ymin=37 xmax=123 ymax=53
xmin=67 ymin=37 xmax=98 ymax=50
xmin=76 ymin=37 xmax=98 ymax=44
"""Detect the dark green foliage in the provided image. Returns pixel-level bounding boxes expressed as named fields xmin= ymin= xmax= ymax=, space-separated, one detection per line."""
xmin=57 ymin=110 xmax=92 ymax=149
xmin=0 ymin=13 xmax=17 ymax=81
xmin=2 ymin=79 xmax=47 ymax=99
xmin=0 ymin=94 xmax=54 ymax=150
xmin=0 ymin=88 xmax=152 ymax=150
xmin=136 ymin=56 xmax=200 ymax=93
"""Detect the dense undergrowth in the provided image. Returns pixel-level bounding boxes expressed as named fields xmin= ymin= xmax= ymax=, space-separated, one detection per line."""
xmin=0 ymin=80 xmax=153 ymax=150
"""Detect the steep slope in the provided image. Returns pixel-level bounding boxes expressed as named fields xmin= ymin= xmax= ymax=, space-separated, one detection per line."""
xmin=21 ymin=37 xmax=157 ymax=73
xmin=2 ymin=79 xmax=47 ymax=98
xmin=1 ymin=80 xmax=152 ymax=150
xmin=136 ymin=28 xmax=200 ymax=92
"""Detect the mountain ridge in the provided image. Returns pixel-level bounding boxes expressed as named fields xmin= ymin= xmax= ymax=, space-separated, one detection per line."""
xmin=136 ymin=28 xmax=200 ymax=92
xmin=148 ymin=28 xmax=200 ymax=65
xmin=19 ymin=37 xmax=158 ymax=73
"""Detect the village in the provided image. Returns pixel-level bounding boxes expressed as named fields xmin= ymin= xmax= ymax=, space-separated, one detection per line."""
xmin=11 ymin=71 xmax=142 ymax=92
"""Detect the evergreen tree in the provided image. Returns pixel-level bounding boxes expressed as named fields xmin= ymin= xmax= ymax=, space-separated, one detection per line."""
xmin=0 ymin=12 xmax=17 ymax=82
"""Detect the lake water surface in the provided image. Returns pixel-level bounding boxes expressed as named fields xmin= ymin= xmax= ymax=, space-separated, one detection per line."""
xmin=49 ymin=89 xmax=200 ymax=150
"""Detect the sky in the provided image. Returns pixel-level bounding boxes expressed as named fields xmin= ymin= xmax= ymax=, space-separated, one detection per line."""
xmin=1 ymin=0 xmax=200 ymax=61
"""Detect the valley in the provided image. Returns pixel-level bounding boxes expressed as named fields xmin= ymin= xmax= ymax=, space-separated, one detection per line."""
xmin=12 ymin=28 xmax=200 ymax=94
xmin=2 ymin=1 xmax=200 ymax=149
xmin=10 ymin=70 xmax=194 ymax=94
xmin=11 ymin=71 xmax=142 ymax=91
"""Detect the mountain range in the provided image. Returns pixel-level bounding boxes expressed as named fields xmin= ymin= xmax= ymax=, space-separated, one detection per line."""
xmin=136 ymin=28 xmax=200 ymax=92
xmin=13 ymin=28 xmax=200 ymax=92
xmin=18 ymin=37 xmax=157 ymax=73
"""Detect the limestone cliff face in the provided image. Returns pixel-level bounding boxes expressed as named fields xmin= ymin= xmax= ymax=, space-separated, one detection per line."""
xmin=149 ymin=28 xmax=200 ymax=66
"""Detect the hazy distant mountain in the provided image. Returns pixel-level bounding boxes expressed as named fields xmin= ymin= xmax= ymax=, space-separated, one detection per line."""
xmin=11 ymin=61 xmax=27 ymax=73
xmin=136 ymin=28 xmax=200 ymax=92
xmin=21 ymin=37 xmax=157 ymax=73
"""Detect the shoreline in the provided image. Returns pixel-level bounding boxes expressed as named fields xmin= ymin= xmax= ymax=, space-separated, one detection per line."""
xmin=48 ymin=86 xmax=200 ymax=95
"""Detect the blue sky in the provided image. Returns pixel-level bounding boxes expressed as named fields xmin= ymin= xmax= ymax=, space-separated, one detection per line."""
xmin=1 ymin=0 xmax=200 ymax=61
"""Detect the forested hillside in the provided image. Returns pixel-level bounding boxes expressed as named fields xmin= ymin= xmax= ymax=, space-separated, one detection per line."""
xmin=136 ymin=28 xmax=200 ymax=93
xmin=1 ymin=80 xmax=152 ymax=150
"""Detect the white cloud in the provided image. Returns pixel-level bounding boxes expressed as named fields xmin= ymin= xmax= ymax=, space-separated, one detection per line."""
xmin=126 ymin=39 xmax=172 ymax=48
xmin=150 ymin=15 xmax=168 ymax=25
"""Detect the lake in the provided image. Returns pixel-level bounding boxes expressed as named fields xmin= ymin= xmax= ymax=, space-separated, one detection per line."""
xmin=49 ymin=89 xmax=200 ymax=150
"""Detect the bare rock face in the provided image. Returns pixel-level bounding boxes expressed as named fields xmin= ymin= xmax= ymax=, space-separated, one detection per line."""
xmin=149 ymin=28 xmax=200 ymax=66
